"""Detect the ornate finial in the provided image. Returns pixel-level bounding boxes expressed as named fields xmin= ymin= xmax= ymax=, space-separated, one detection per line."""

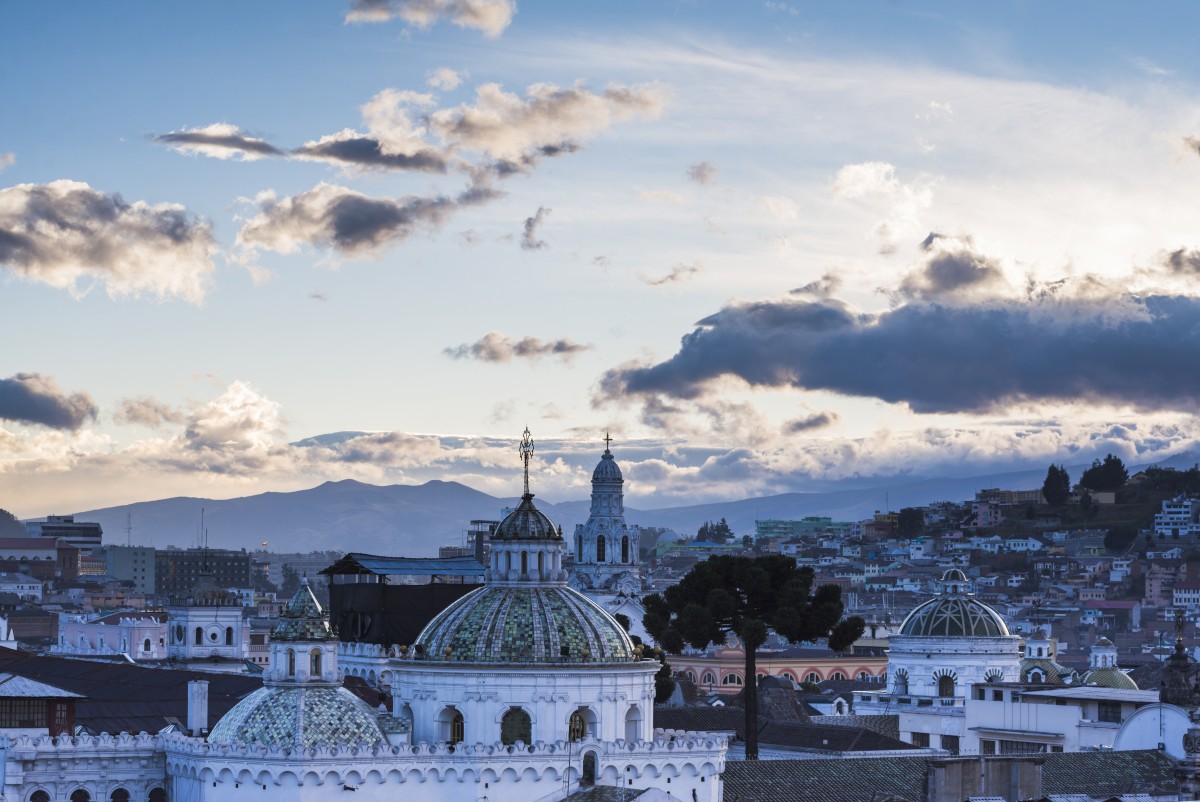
xmin=603 ymin=431 xmax=613 ymax=452
xmin=520 ymin=427 xmax=535 ymax=496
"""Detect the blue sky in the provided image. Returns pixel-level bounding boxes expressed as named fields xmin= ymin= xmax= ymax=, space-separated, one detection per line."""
xmin=4 ymin=1 xmax=1200 ymax=515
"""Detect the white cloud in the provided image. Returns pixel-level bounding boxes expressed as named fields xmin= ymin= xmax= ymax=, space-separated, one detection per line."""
xmin=0 ymin=152 xmax=14 ymax=172
xmin=428 ymin=67 xmax=464 ymax=90
xmin=345 ymin=0 xmax=515 ymax=38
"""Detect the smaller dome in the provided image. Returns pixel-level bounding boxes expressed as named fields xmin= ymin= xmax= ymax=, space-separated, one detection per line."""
xmin=592 ymin=449 xmax=624 ymax=482
xmin=898 ymin=595 xmax=1010 ymax=638
xmin=494 ymin=493 xmax=560 ymax=541
xmin=942 ymin=569 xmax=968 ymax=583
xmin=209 ymin=686 xmax=386 ymax=749
xmin=1083 ymin=666 xmax=1138 ymax=690
xmin=1020 ymin=657 xmax=1072 ymax=684
xmin=1094 ymin=636 xmax=1115 ymax=648
xmin=272 ymin=579 xmax=333 ymax=642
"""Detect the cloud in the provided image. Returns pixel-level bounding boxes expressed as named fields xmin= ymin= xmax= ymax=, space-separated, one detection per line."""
xmin=292 ymin=130 xmax=449 ymax=172
xmin=638 ymin=189 xmax=685 ymax=204
xmin=0 ymin=374 xmax=96 ymax=430
xmin=181 ymin=380 xmax=283 ymax=463
xmin=1132 ymin=57 xmax=1172 ymax=77
xmin=1184 ymin=136 xmax=1200 ymax=158
xmin=114 ymin=396 xmax=184 ymax=428
xmin=345 ymin=0 xmax=515 ymax=37
xmin=153 ymin=123 xmax=282 ymax=161
xmin=783 ymin=412 xmax=839 ymax=433
xmin=759 ymin=195 xmax=800 ymax=222
xmin=444 ymin=331 xmax=593 ymax=362
xmin=0 ymin=180 xmax=216 ymax=301
xmin=598 ymin=291 xmax=1200 ymax=414
xmin=897 ymin=234 xmax=1007 ymax=300
xmin=428 ymin=81 xmax=665 ymax=163
xmin=0 ymin=153 xmax=13 ymax=172
xmin=521 ymin=206 xmax=550 ymax=250
xmin=639 ymin=261 xmax=703 ymax=286
xmin=428 ymin=67 xmax=464 ymax=90
xmin=309 ymin=291 xmax=330 ymax=302
xmin=687 ymin=161 xmax=718 ymax=185
xmin=1165 ymin=248 xmax=1200 ymax=275
xmin=832 ymin=161 xmax=933 ymax=251
xmin=236 ymin=182 xmax=471 ymax=257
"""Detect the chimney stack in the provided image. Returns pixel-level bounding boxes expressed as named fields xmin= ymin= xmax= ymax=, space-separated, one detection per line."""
xmin=187 ymin=679 xmax=209 ymax=736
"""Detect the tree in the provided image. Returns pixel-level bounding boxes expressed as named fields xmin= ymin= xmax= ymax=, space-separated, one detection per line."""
xmin=643 ymin=554 xmax=864 ymax=760
xmin=615 ymin=614 xmax=675 ymax=703
xmin=1079 ymin=454 xmax=1128 ymax=493
xmin=1042 ymin=464 xmax=1071 ymax=506
xmin=280 ymin=564 xmax=301 ymax=597
xmin=896 ymin=508 xmax=925 ymax=538
xmin=697 ymin=518 xmax=733 ymax=544
xmin=0 ymin=509 xmax=23 ymax=538
xmin=1104 ymin=525 xmax=1138 ymax=554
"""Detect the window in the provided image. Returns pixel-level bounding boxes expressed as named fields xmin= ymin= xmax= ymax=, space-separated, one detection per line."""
xmin=981 ymin=739 xmax=996 ymax=755
xmin=438 ymin=707 xmax=464 ymax=744
xmin=992 ymin=689 xmax=1003 ymax=702
xmin=830 ymin=671 xmax=846 ymax=681
xmin=143 ymin=639 xmax=151 ymax=652
xmin=974 ymin=688 xmax=985 ymax=701
xmin=937 ymin=675 xmax=955 ymax=698
xmin=501 ymin=707 xmax=532 ymax=745
xmin=911 ymin=732 xmax=930 ymax=747
xmin=569 ymin=708 xmax=596 ymax=742
xmin=941 ymin=734 xmax=960 ymax=754
xmin=721 ymin=674 xmax=743 ymax=686
xmin=1098 ymin=701 xmax=1122 ymax=723
xmin=702 ymin=672 xmax=716 ymax=685
xmin=621 ymin=536 xmax=630 ymax=563
xmin=225 ymin=627 xmax=233 ymax=646
xmin=110 ymin=790 xmax=130 ymax=802
xmin=310 ymin=649 xmax=322 ymax=676
xmin=194 ymin=627 xmax=202 ymax=646
xmin=805 ymin=672 xmax=821 ymax=684
xmin=31 ymin=792 xmax=50 ymax=802
xmin=596 ymin=536 xmax=606 ymax=562
xmin=287 ymin=649 xmax=296 ymax=677
xmin=892 ymin=670 xmax=908 ymax=694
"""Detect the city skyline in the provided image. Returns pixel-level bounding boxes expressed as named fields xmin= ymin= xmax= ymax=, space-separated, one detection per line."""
xmin=5 ymin=1 xmax=1200 ymax=516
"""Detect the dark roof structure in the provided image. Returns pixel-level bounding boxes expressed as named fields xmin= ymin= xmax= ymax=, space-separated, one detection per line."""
xmin=652 ymin=706 xmax=912 ymax=755
xmin=0 ymin=648 xmax=261 ymax=735
xmin=321 ymin=553 xmax=485 ymax=579
xmin=721 ymin=750 xmax=1177 ymax=802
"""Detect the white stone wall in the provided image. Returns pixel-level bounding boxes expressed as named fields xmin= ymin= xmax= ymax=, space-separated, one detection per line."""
xmin=2 ymin=732 xmax=167 ymax=802
xmin=886 ymin=635 xmax=1021 ymax=698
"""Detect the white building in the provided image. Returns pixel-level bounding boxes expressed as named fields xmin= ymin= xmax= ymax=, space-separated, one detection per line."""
xmin=52 ymin=611 xmax=169 ymax=661
xmin=165 ymin=577 xmax=250 ymax=672
xmin=0 ymin=572 xmax=42 ymax=601
xmin=1156 ymin=496 xmax=1200 ymax=539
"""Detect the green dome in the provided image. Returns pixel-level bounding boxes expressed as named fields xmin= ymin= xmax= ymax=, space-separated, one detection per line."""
xmin=414 ymin=585 xmax=634 ymax=664
xmin=898 ymin=595 xmax=1010 ymax=638
xmin=271 ymin=580 xmax=334 ymax=642
xmin=494 ymin=493 xmax=561 ymax=541
xmin=1083 ymin=666 xmax=1138 ymax=690
xmin=209 ymin=686 xmax=385 ymax=749
xmin=1020 ymin=657 xmax=1072 ymax=684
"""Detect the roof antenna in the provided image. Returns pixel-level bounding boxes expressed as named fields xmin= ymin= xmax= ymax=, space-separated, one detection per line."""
xmin=520 ymin=427 xmax=535 ymax=497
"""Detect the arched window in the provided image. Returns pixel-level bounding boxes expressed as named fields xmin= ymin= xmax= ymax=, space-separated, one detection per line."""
xmin=621 ymin=536 xmax=630 ymax=563
xmin=1028 ymin=668 xmax=1045 ymax=683
xmin=225 ymin=627 xmax=233 ymax=646
xmin=520 ymin=552 xmax=528 ymax=577
xmin=194 ymin=627 xmax=202 ymax=646
xmin=893 ymin=669 xmax=909 ymax=694
xmin=830 ymin=671 xmax=846 ymax=681
xmin=721 ymin=673 xmax=743 ymax=686
xmin=437 ymin=707 xmax=465 ymax=744
xmin=596 ymin=536 xmax=606 ymax=562
xmin=71 ymin=791 xmax=91 ymax=802
xmin=31 ymin=792 xmax=50 ymax=802
xmin=569 ymin=707 xmax=596 ymax=741
xmin=148 ymin=790 xmax=167 ymax=802
xmin=624 ymin=704 xmax=643 ymax=742
xmin=582 ymin=751 xmax=597 ymax=786
xmin=310 ymin=648 xmax=322 ymax=676
xmin=110 ymin=789 xmax=131 ymax=802
xmin=805 ymin=672 xmax=821 ymax=684
xmin=686 ymin=671 xmax=697 ymax=683
xmin=287 ymin=649 xmax=296 ymax=677
xmin=577 ymin=534 xmax=583 ymax=561
xmin=702 ymin=671 xmax=716 ymax=685
xmin=937 ymin=674 xmax=955 ymax=698
xmin=500 ymin=706 xmax=532 ymax=745
xmin=143 ymin=638 xmax=151 ymax=652
xmin=1037 ymin=647 xmax=1044 ymax=657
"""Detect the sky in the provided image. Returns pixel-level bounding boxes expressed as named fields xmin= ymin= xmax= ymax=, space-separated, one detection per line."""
xmin=5 ymin=1 xmax=1200 ymax=517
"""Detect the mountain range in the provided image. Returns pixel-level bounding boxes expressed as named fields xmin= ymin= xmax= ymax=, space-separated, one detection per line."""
xmin=69 ymin=452 xmax=1197 ymax=556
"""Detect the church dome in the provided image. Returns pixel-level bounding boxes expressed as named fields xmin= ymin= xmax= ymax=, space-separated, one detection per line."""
xmin=592 ymin=448 xmax=623 ymax=482
xmin=271 ymin=579 xmax=334 ymax=641
xmin=208 ymin=686 xmax=386 ymax=749
xmin=1082 ymin=667 xmax=1138 ymax=690
xmin=413 ymin=585 xmax=635 ymax=665
xmin=494 ymin=494 xmax=560 ymax=541
xmin=898 ymin=572 xmax=1009 ymax=638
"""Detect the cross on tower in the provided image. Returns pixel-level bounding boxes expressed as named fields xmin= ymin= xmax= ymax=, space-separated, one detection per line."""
xmin=603 ymin=431 xmax=613 ymax=452
xmin=520 ymin=427 xmax=535 ymax=496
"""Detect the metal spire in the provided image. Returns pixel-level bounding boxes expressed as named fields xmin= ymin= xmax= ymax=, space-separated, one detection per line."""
xmin=520 ymin=427 xmax=535 ymax=496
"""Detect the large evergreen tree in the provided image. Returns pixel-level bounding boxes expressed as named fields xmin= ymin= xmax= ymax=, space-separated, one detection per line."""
xmin=0 ymin=509 xmax=23 ymax=538
xmin=1042 ymin=464 xmax=1071 ymax=506
xmin=1079 ymin=454 xmax=1128 ymax=493
xmin=643 ymin=554 xmax=864 ymax=760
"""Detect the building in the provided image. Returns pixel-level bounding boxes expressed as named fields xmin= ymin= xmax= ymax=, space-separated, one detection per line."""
xmin=0 ymin=573 xmax=41 ymax=602
xmin=25 ymin=515 xmax=103 ymax=554
xmin=155 ymin=547 xmax=252 ymax=600
xmin=52 ymin=611 xmax=169 ymax=661
xmin=102 ymin=545 xmax=156 ymax=594
xmin=0 ymin=537 xmax=79 ymax=580
xmin=165 ymin=574 xmax=250 ymax=672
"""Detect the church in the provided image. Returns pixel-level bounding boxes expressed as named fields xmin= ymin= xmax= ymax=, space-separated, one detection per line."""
xmin=0 ymin=430 xmax=727 ymax=801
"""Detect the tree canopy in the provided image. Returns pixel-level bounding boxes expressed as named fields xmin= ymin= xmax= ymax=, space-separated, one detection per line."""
xmin=896 ymin=508 xmax=925 ymax=538
xmin=1042 ymin=464 xmax=1071 ymax=506
xmin=696 ymin=518 xmax=733 ymax=544
xmin=0 ymin=509 xmax=23 ymax=538
xmin=1079 ymin=454 xmax=1128 ymax=493
xmin=643 ymin=554 xmax=863 ymax=759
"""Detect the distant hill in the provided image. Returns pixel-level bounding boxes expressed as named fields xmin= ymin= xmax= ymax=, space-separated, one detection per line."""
xmin=68 ymin=452 xmax=1197 ymax=556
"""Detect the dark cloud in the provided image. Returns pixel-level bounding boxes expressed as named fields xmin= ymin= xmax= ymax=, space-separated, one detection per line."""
xmin=1185 ymin=135 xmax=1200 ymax=157
xmin=521 ymin=206 xmax=551 ymax=250
xmin=640 ymin=262 xmax=702 ymax=286
xmin=154 ymin=125 xmax=282 ymax=161
xmin=489 ymin=141 xmax=581 ymax=177
xmin=783 ymin=412 xmax=839 ymax=433
xmin=687 ymin=161 xmax=718 ymax=185
xmin=0 ymin=373 xmax=97 ymax=430
xmin=0 ymin=180 xmax=215 ymax=301
xmin=237 ymin=182 xmax=461 ymax=256
xmin=1165 ymin=248 xmax=1200 ymax=274
xmin=598 ymin=294 xmax=1200 ymax=414
xmin=899 ymin=239 xmax=1006 ymax=299
xmin=445 ymin=331 xmax=592 ymax=362
xmin=292 ymin=135 xmax=448 ymax=173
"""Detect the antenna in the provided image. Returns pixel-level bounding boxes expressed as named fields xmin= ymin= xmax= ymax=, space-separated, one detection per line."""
xmin=520 ymin=427 xmax=535 ymax=496
xmin=125 ymin=511 xmax=132 ymax=547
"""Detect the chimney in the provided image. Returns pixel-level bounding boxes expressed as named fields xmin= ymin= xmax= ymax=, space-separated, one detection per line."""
xmin=187 ymin=679 xmax=209 ymax=736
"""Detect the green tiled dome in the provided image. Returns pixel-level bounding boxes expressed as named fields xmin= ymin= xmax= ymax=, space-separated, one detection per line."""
xmin=209 ymin=686 xmax=385 ymax=749
xmin=898 ymin=596 xmax=1010 ymax=638
xmin=271 ymin=580 xmax=334 ymax=642
xmin=1020 ymin=657 xmax=1072 ymax=684
xmin=494 ymin=493 xmax=561 ymax=541
xmin=414 ymin=585 xmax=634 ymax=664
xmin=1083 ymin=666 xmax=1138 ymax=690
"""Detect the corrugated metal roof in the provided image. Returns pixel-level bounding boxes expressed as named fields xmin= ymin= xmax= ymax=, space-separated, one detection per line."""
xmin=0 ymin=672 xmax=83 ymax=698
xmin=323 ymin=553 xmax=485 ymax=577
